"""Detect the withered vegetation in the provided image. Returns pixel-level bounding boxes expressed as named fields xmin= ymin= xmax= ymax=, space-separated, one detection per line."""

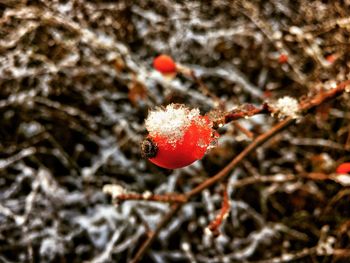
xmin=0 ymin=1 xmax=350 ymax=262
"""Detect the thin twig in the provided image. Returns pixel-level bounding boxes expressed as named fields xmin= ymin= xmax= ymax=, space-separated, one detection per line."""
xmin=189 ymin=69 xmax=223 ymax=107
xmin=206 ymin=184 xmax=230 ymax=237
xmin=344 ymin=124 xmax=350 ymax=150
xmin=233 ymin=122 xmax=255 ymax=139
xmin=177 ymin=65 xmax=223 ymax=107
xmin=130 ymin=203 xmax=182 ymax=263
xmin=207 ymin=103 xmax=272 ymax=129
xmin=117 ymin=193 xmax=187 ymax=203
xmin=186 ymin=118 xmax=295 ymax=198
xmin=233 ymin=174 xmax=296 ymax=188
xmin=187 ymin=80 xmax=350 ymax=198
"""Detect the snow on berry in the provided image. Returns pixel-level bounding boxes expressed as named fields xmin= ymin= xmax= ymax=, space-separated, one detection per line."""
xmin=142 ymin=104 xmax=218 ymax=169
xmin=145 ymin=104 xmax=200 ymax=145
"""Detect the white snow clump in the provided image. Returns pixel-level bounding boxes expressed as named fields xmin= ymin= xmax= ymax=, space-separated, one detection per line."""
xmin=145 ymin=103 xmax=200 ymax=145
xmin=273 ymin=96 xmax=299 ymax=119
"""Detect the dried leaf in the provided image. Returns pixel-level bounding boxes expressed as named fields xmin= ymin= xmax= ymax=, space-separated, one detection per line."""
xmin=128 ymin=81 xmax=148 ymax=105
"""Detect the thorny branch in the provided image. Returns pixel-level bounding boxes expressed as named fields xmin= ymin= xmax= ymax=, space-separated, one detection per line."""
xmin=127 ymin=80 xmax=350 ymax=262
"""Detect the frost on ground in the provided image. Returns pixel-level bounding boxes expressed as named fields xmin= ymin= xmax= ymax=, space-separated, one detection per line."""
xmin=0 ymin=0 xmax=350 ymax=263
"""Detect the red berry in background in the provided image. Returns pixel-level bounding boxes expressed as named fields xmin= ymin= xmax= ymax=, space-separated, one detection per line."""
xmin=278 ymin=53 xmax=288 ymax=64
xmin=325 ymin=54 xmax=336 ymax=64
xmin=336 ymin=162 xmax=350 ymax=174
xmin=141 ymin=104 xmax=218 ymax=169
xmin=153 ymin=54 xmax=177 ymax=74
xmin=263 ymin=90 xmax=273 ymax=98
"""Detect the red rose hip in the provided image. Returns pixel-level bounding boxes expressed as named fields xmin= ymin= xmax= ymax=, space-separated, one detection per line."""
xmin=141 ymin=104 xmax=218 ymax=169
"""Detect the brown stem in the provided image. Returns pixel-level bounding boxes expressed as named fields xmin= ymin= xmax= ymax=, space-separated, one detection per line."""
xmin=187 ymin=117 xmax=295 ymax=198
xmin=206 ymin=184 xmax=230 ymax=237
xmin=187 ymin=80 xmax=350 ymax=198
xmin=233 ymin=122 xmax=255 ymax=139
xmin=187 ymin=68 xmax=223 ymax=107
xmin=130 ymin=203 xmax=182 ymax=263
xmin=117 ymin=193 xmax=187 ymax=203
xmin=299 ymin=80 xmax=350 ymax=111
xmin=345 ymin=125 xmax=350 ymax=150
xmin=207 ymin=103 xmax=272 ymax=129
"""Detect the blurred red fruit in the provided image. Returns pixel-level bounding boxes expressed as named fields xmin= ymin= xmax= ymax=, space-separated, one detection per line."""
xmin=278 ymin=53 xmax=288 ymax=64
xmin=325 ymin=54 xmax=336 ymax=64
xmin=153 ymin=54 xmax=177 ymax=74
xmin=336 ymin=162 xmax=350 ymax=174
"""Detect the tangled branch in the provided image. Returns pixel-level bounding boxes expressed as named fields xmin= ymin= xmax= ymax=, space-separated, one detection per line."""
xmin=106 ymin=80 xmax=350 ymax=262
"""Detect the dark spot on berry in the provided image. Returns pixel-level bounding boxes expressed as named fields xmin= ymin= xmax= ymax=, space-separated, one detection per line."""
xmin=141 ymin=138 xmax=158 ymax=159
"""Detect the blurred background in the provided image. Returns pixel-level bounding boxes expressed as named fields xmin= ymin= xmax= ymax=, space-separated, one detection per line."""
xmin=0 ymin=0 xmax=350 ymax=262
